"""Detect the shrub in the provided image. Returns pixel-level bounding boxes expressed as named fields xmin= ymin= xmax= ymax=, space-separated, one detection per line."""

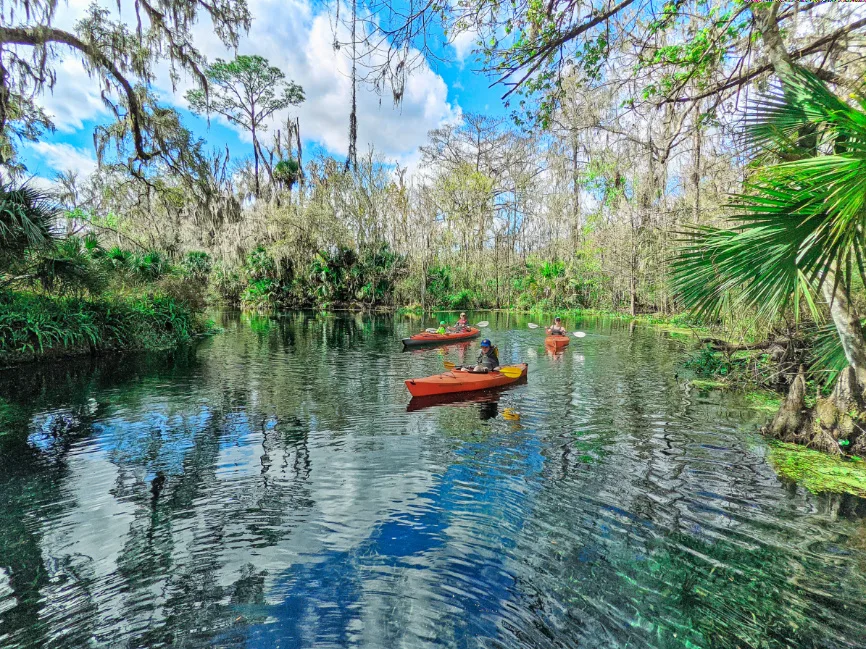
xmin=131 ymin=250 xmax=170 ymax=282
xmin=0 ymin=181 xmax=60 ymax=269
xmin=242 ymin=277 xmax=278 ymax=310
xmin=102 ymin=246 xmax=133 ymax=273
xmin=157 ymin=274 xmax=208 ymax=311
xmin=425 ymin=266 xmax=452 ymax=305
xmin=32 ymin=236 xmax=107 ymax=296
xmin=447 ymin=289 xmax=477 ymax=310
xmin=181 ymin=251 xmax=212 ymax=281
xmin=685 ymin=345 xmax=732 ymax=377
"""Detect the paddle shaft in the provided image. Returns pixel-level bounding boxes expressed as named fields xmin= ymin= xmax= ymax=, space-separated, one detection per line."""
xmin=529 ymin=323 xmax=585 ymax=337
xmin=443 ymin=360 xmax=523 ymax=378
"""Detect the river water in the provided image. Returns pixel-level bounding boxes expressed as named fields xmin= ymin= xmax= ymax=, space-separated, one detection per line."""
xmin=1 ymin=311 xmax=865 ymax=649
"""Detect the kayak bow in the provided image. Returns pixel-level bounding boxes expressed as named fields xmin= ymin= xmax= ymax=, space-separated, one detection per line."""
xmin=545 ymin=335 xmax=570 ymax=349
xmin=401 ymin=327 xmax=481 ymax=348
xmin=405 ymin=363 xmax=528 ymax=397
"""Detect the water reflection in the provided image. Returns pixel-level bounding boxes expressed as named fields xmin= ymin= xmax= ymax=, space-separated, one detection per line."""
xmin=406 ymin=380 xmax=528 ymax=418
xmin=0 ymin=311 xmax=864 ymax=648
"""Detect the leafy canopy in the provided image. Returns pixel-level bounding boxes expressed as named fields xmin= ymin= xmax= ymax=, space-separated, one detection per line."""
xmin=186 ymin=55 xmax=304 ymax=133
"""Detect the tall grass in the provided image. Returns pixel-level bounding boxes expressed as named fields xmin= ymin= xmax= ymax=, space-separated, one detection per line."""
xmin=0 ymin=290 xmax=205 ymax=360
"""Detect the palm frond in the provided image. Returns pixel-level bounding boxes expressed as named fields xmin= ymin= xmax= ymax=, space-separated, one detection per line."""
xmin=0 ymin=181 xmax=61 ymax=256
xmin=745 ymin=68 xmax=866 ymax=157
xmin=674 ymin=66 xmax=866 ymax=328
xmin=33 ymin=237 xmax=106 ymax=295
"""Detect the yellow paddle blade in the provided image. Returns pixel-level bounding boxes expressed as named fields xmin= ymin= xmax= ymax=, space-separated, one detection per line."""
xmin=443 ymin=361 xmax=456 ymax=370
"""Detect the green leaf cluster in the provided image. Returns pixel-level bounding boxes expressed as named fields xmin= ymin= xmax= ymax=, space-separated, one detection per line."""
xmin=673 ymin=69 xmax=866 ymax=331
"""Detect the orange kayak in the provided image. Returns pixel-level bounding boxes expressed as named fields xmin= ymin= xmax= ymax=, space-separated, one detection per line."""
xmin=545 ymin=335 xmax=570 ymax=348
xmin=405 ymin=364 xmax=528 ymax=397
xmin=402 ymin=327 xmax=480 ymax=348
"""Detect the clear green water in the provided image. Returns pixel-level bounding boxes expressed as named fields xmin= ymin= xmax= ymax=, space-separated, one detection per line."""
xmin=1 ymin=311 xmax=865 ymax=649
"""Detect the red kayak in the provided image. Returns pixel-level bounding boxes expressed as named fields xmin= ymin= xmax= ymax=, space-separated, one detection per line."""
xmin=405 ymin=364 xmax=528 ymax=397
xmin=402 ymin=327 xmax=480 ymax=348
xmin=545 ymin=335 xmax=570 ymax=349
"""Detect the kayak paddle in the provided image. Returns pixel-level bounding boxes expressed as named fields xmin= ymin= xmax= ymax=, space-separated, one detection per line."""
xmin=443 ymin=360 xmax=523 ymax=378
xmin=530 ymin=322 xmax=586 ymax=337
xmin=427 ymin=321 xmax=487 ymax=332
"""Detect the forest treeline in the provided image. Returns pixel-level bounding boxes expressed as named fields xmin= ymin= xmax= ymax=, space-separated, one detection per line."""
xmin=1 ymin=2 xmax=861 ymax=317
xmin=53 ymin=110 xmax=711 ymax=315
xmin=5 ymin=3 xmax=855 ymax=318
xmin=0 ymin=183 xmax=212 ymax=363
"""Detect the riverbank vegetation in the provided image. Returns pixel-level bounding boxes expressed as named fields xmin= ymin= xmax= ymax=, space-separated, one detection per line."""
xmin=2 ymin=1 xmax=865 ymax=458
xmin=0 ymin=183 xmax=212 ymax=366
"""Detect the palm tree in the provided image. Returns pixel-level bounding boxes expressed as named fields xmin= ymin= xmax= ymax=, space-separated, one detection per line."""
xmin=672 ymin=67 xmax=866 ymax=454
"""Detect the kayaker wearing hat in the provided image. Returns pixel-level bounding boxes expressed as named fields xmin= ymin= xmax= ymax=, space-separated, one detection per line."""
xmin=455 ymin=312 xmax=468 ymax=331
xmin=471 ymin=339 xmax=499 ymax=373
xmin=436 ymin=321 xmax=448 ymax=334
xmin=547 ymin=317 xmax=567 ymax=336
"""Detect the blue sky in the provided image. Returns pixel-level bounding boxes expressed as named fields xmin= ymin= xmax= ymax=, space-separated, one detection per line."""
xmin=17 ymin=0 xmax=509 ymax=182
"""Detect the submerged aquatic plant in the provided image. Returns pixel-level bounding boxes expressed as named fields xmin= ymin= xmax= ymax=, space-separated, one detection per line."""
xmin=768 ymin=441 xmax=866 ymax=496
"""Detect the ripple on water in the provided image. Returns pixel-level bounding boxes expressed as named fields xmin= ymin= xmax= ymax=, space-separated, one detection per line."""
xmin=0 ymin=312 xmax=865 ymax=649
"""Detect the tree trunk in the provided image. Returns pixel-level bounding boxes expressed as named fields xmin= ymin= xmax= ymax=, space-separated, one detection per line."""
xmin=629 ymin=220 xmax=638 ymax=317
xmin=256 ymin=138 xmax=275 ymax=201
xmin=692 ymin=111 xmax=701 ymax=223
xmin=346 ymin=0 xmax=358 ymax=171
xmin=821 ymin=267 xmax=866 ymax=388
xmin=494 ymin=231 xmax=500 ymax=308
xmin=295 ymin=117 xmax=304 ymax=190
xmin=252 ymin=122 xmax=260 ymax=198
xmin=752 ymin=4 xmax=797 ymax=81
xmin=0 ymin=51 xmax=11 ymax=166
xmin=571 ymin=137 xmax=581 ymax=254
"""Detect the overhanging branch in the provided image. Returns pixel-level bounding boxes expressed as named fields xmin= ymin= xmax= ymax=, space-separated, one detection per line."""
xmin=0 ymin=24 xmax=156 ymax=161
xmin=667 ymin=16 xmax=866 ymax=105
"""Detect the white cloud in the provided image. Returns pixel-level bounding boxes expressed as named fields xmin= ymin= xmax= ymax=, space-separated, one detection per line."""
xmin=23 ymin=142 xmax=98 ymax=176
xmin=182 ymin=0 xmax=460 ymax=160
xmin=22 ymin=0 xmax=461 ymax=165
xmin=39 ymin=58 xmax=110 ymax=133
xmin=26 ymin=176 xmax=58 ymax=191
xmin=450 ymin=29 xmax=477 ymax=63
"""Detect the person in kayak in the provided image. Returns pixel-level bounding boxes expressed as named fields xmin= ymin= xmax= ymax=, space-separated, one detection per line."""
xmin=470 ymin=339 xmax=499 ymax=373
xmin=455 ymin=313 xmax=468 ymax=331
xmin=436 ymin=321 xmax=448 ymax=334
xmin=547 ymin=317 xmax=567 ymax=336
